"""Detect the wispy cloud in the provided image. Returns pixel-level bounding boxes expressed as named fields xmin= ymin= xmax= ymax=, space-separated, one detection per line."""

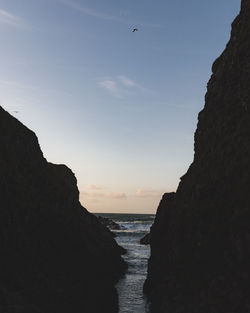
xmin=59 ymin=0 xmax=163 ymax=28
xmin=118 ymin=75 xmax=138 ymax=87
xmin=98 ymin=75 xmax=152 ymax=97
xmin=82 ymin=191 xmax=127 ymax=200
xmin=135 ymin=189 xmax=165 ymax=198
xmin=82 ymin=184 xmax=127 ymax=200
xmin=86 ymin=184 xmax=103 ymax=190
xmin=60 ymin=0 xmax=122 ymax=22
xmin=118 ymin=75 xmax=152 ymax=93
xmin=0 ymin=8 xmax=21 ymax=27
xmin=0 ymin=80 xmax=38 ymax=91
xmin=98 ymin=79 xmax=121 ymax=96
xmin=0 ymin=79 xmax=74 ymax=99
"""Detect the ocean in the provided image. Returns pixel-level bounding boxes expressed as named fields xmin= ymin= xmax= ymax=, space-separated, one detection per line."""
xmin=97 ymin=213 xmax=155 ymax=313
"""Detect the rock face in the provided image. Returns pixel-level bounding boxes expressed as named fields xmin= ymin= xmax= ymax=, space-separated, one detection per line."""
xmin=144 ymin=1 xmax=250 ymax=312
xmin=140 ymin=233 xmax=151 ymax=245
xmin=97 ymin=216 xmax=121 ymax=230
xmin=0 ymin=106 xmax=127 ymax=313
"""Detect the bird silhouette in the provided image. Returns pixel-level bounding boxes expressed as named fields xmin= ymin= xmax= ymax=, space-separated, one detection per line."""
xmin=132 ymin=28 xmax=138 ymax=32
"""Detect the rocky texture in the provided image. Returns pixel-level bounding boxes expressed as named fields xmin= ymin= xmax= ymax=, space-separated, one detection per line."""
xmin=0 ymin=106 xmax=127 ymax=313
xmin=97 ymin=216 xmax=121 ymax=230
xmin=140 ymin=233 xmax=151 ymax=245
xmin=96 ymin=216 xmax=127 ymax=254
xmin=144 ymin=1 xmax=250 ymax=312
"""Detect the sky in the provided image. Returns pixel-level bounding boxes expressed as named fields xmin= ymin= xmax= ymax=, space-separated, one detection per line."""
xmin=0 ymin=0 xmax=240 ymax=213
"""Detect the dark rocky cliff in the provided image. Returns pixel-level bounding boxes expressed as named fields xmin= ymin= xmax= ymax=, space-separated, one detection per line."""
xmin=144 ymin=1 xmax=250 ymax=312
xmin=0 ymin=106 xmax=126 ymax=313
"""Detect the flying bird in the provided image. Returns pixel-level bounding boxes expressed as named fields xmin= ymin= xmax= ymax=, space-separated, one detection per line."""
xmin=13 ymin=111 xmax=19 ymax=113
xmin=132 ymin=28 xmax=138 ymax=32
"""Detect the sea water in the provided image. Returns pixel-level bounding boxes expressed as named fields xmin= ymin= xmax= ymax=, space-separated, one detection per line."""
xmin=97 ymin=213 xmax=155 ymax=313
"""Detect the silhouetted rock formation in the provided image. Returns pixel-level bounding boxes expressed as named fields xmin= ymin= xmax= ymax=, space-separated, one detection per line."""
xmin=97 ymin=216 xmax=121 ymax=230
xmin=144 ymin=1 xmax=250 ymax=312
xmin=140 ymin=233 xmax=151 ymax=245
xmin=0 ymin=106 xmax=127 ymax=313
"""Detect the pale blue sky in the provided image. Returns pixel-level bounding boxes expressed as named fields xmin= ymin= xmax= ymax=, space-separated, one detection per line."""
xmin=0 ymin=0 xmax=240 ymax=213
